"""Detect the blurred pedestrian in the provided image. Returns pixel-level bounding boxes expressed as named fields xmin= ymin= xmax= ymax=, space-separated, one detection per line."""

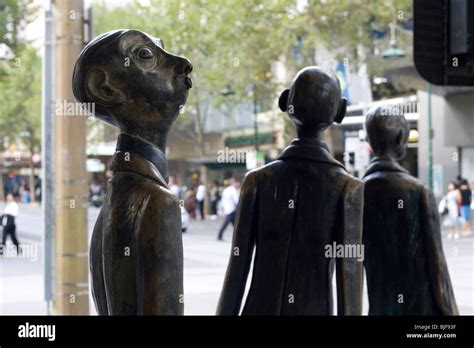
xmin=184 ymin=189 xmax=196 ymax=220
xmin=471 ymin=182 xmax=474 ymax=210
xmin=459 ymin=178 xmax=472 ymax=237
xmin=439 ymin=182 xmax=461 ymax=239
xmin=208 ymin=181 xmax=220 ymax=220
xmin=169 ymin=177 xmax=188 ymax=233
xmin=196 ymin=182 xmax=206 ymax=220
xmin=168 ymin=176 xmax=182 ymax=198
xmin=1 ymin=193 xmax=20 ymax=254
xmin=217 ymin=178 xmax=240 ymax=241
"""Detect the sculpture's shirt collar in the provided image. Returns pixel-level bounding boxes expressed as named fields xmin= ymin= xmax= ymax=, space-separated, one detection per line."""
xmin=363 ymin=156 xmax=409 ymax=177
xmin=278 ymin=138 xmax=346 ymax=169
xmin=116 ymin=133 xmax=167 ymax=178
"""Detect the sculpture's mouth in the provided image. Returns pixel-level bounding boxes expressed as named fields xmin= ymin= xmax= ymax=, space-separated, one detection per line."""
xmin=184 ymin=76 xmax=193 ymax=89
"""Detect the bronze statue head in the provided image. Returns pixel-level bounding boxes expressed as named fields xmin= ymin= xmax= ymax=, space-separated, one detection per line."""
xmin=278 ymin=66 xmax=347 ymax=138
xmin=364 ymin=106 xmax=410 ymax=160
xmin=73 ymin=29 xmax=193 ymax=150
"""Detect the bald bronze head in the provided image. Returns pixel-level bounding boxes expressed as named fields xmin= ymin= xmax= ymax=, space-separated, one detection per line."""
xmin=364 ymin=106 xmax=410 ymax=160
xmin=278 ymin=66 xmax=347 ymax=138
xmin=73 ymin=29 xmax=193 ymax=150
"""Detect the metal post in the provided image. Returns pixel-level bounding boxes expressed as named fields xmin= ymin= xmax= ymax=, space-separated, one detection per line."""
xmin=457 ymin=146 xmax=463 ymax=177
xmin=53 ymin=0 xmax=89 ymax=315
xmin=428 ymin=83 xmax=433 ymax=190
xmin=42 ymin=5 xmax=54 ymax=315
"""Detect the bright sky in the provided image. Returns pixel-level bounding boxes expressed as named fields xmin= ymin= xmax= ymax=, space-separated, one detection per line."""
xmin=24 ymin=0 xmax=135 ymax=53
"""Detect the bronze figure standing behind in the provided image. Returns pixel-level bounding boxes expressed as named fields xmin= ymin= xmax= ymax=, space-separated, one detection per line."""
xmin=362 ymin=106 xmax=458 ymax=315
xmin=217 ymin=67 xmax=364 ymax=315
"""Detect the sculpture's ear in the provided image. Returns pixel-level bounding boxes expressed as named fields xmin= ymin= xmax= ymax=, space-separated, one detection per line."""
xmin=85 ymin=68 xmax=125 ymax=105
xmin=396 ymin=128 xmax=405 ymax=146
xmin=278 ymin=89 xmax=290 ymax=112
xmin=334 ymin=97 xmax=347 ymax=124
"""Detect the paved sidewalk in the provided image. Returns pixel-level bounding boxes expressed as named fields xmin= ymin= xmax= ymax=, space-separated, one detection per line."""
xmin=1 ymin=205 xmax=472 ymax=315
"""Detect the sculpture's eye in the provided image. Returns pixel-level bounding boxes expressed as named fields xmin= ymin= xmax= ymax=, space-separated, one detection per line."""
xmin=137 ymin=47 xmax=154 ymax=60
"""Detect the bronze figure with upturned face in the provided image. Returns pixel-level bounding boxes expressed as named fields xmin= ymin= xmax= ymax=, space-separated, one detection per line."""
xmin=362 ymin=107 xmax=458 ymax=315
xmin=217 ymin=67 xmax=364 ymax=315
xmin=73 ymin=29 xmax=192 ymax=315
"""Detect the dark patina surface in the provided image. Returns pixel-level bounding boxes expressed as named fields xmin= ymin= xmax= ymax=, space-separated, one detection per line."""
xmin=217 ymin=67 xmax=364 ymax=315
xmin=363 ymin=106 xmax=458 ymax=315
xmin=72 ymin=29 xmax=192 ymax=315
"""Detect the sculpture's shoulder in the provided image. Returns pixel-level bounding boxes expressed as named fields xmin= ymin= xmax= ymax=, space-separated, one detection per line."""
xmin=105 ymin=172 xmax=180 ymax=237
xmin=134 ymin=180 xmax=181 ymax=220
xmin=243 ymin=159 xmax=357 ymax=191
xmin=343 ymin=174 xmax=364 ymax=188
xmin=238 ymin=161 xmax=284 ymax=191
xmin=364 ymin=169 xmax=424 ymax=192
xmin=110 ymin=171 xmax=178 ymax=207
xmin=340 ymin=175 xmax=364 ymax=202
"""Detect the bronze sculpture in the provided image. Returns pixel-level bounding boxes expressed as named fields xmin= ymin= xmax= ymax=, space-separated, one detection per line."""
xmin=217 ymin=67 xmax=364 ymax=315
xmin=72 ymin=29 xmax=193 ymax=315
xmin=362 ymin=106 xmax=458 ymax=315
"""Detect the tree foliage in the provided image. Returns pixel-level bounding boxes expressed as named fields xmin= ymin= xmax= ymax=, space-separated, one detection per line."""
xmin=0 ymin=45 xmax=41 ymax=153
xmin=93 ymin=0 xmax=412 ymax=125
xmin=0 ymin=0 xmax=40 ymax=153
xmin=0 ymin=0 xmax=34 ymax=52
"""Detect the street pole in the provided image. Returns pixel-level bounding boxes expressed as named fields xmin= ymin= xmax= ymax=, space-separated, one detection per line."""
xmin=42 ymin=4 xmax=54 ymax=315
xmin=428 ymin=83 xmax=433 ymax=190
xmin=53 ymin=0 xmax=89 ymax=314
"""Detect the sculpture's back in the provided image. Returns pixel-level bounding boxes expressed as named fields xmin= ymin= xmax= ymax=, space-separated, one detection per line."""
xmin=363 ymin=106 xmax=458 ymax=315
xmin=217 ymin=67 xmax=364 ymax=315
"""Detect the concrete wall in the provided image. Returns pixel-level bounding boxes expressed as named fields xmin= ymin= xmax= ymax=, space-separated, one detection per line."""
xmin=418 ymin=90 xmax=474 ymax=198
xmin=418 ymin=90 xmax=456 ymax=197
xmin=444 ymin=94 xmax=474 ymax=147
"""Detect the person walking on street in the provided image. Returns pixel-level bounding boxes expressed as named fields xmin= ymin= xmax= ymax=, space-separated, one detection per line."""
xmin=217 ymin=178 xmax=240 ymax=241
xmin=168 ymin=176 xmax=182 ymax=199
xmin=184 ymin=189 xmax=196 ymax=220
xmin=1 ymin=193 xmax=20 ymax=255
xmin=208 ymin=181 xmax=220 ymax=220
xmin=439 ymin=182 xmax=461 ymax=239
xmin=196 ymin=182 xmax=206 ymax=220
xmin=459 ymin=179 xmax=472 ymax=237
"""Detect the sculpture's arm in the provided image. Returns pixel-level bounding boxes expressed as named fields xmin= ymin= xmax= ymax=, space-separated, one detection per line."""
xmin=420 ymin=188 xmax=459 ymax=315
xmin=135 ymin=190 xmax=184 ymax=315
xmin=216 ymin=171 xmax=258 ymax=315
xmin=335 ymin=178 xmax=364 ymax=315
xmin=89 ymin=209 xmax=109 ymax=315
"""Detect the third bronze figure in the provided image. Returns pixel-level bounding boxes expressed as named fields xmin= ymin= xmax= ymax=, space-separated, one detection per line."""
xmin=363 ymin=106 xmax=458 ymax=315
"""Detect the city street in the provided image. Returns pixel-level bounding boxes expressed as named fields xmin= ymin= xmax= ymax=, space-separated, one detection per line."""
xmin=0 ymin=204 xmax=473 ymax=315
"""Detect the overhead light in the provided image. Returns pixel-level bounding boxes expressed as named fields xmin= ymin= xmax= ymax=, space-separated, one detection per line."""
xmin=382 ymin=43 xmax=406 ymax=59
xmin=382 ymin=23 xmax=406 ymax=59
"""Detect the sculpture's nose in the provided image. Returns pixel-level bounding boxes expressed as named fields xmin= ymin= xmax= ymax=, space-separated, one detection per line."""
xmin=176 ymin=58 xmax=193 ymax=76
